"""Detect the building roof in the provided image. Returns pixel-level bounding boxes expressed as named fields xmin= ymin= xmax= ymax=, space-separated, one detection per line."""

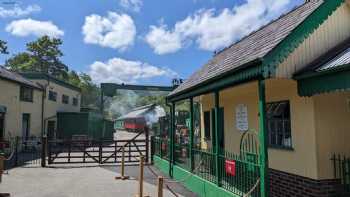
xmin=0 ymin=66 xmax=43 ymax=90
xmin=295 ymin=37 xmax=350 ymax=77
xmin=21 ymin=72 xmax=81 ymax=92
xmin=168 ymin=0 xmax=324 ymax=97
xmin=295 ymin=37 xmax=350 ymax=96
xmin=117 ymin=104 xmax=156 ymax=120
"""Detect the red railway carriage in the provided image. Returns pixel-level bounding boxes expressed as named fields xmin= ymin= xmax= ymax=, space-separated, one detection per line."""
xmin=123 ymin=117 xmax=146 ymax=130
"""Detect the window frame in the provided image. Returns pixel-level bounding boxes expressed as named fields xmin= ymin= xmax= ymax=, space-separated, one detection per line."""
xmin=266 ymin=100 xmax=293 ymax=150
xmin=48 ymin=90 xmax=57 ymax=102
xmin=20 ymin=86 xmax=33 ymax=102
xmin=62 ymin=94 xmax=69 ymax=104
xmin=72 ymin=97 xmax=78 ymax=106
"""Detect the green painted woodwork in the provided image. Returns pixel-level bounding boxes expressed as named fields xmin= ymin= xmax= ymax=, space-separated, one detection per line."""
xmin=295 ymin=64 xmax=350 ymax=97
xmin=101 ymin=83 xmax=174 ymax=97
xmin=153 ymin=156 xmax=236 ymax=197
xmin=170 ymin=102 xmax=176 ymax=177
xmin=258 ymin=80 xmax=269 ymax=197
xmin=189 ymin=97 xmax=194 ymax=171
xmin=56 ymin=112 xmax=113 ymax=140
xmin=168 ymin=62 xmax=263 ymax=102
xmin=214 ymin=91 xmax=221 ymax=186
xmin=263 ymin=0 xmax=344 ymax=77
xmin=114 ymin=120 xmax=124 ymax=130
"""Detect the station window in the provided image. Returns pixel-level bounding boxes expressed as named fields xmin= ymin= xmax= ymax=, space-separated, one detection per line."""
xmin=62 ymin=94 xmax=69 ymax=104
xmin=48 ymin=90 xmax=57 ymax=102
xmin=266 ymin=100 xmax=292 ymax=149
xmin=204 ymin=111 xmax=211 ymax=139
xmin=72 ymin=97 xmax=78 ymax=106
xmin=20 ymin=86 xmax=33 ymax=102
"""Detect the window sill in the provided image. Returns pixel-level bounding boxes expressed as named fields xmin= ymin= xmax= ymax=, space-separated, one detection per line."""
xmin=268 ymin=145 xmax=294 ymax=151
xmin=20 ymin=100 xmax=33 ymax=103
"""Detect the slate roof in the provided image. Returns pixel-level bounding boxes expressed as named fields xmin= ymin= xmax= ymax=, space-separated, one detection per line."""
xmin=169 ymin=0 xmax=323 ymax=97
xmin=0 ymin=66 xmax=42 ymax=90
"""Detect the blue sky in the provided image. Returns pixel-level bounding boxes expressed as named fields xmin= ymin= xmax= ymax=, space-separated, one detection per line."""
xmin=0 ymin=0 xmax=304 ymax=86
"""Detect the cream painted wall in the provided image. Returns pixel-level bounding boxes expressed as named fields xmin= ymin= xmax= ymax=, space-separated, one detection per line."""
xmin=30 ymin=79 xmax=81 ymax=121
xmin=313 ymin=92 xmax=350 ymax=179
xmin=198 ymin=79 xmax=319 ymax=179
xmin=276 ymin=2 xmax=350 ymax=78
xmin=0 ymin=79 xmax=43 ymax=138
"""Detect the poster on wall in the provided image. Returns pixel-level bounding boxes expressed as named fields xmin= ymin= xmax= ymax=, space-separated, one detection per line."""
xmin=236 ymin=104 xmax=248 ymax=131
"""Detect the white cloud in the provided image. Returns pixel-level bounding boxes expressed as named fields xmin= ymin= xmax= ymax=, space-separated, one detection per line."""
xmin=5 ymin=18 xmax=64 ymax=37
xmin=82 ymin=12 xmax=136 ymax=51
xmin=88 ymin=57 xmax=178 ymax=84
xmin=120 ymin=0 xmax=143 ymax=12
xmin=0 ymin=4 xmax=41 ymax=18
xmin=145 ymin=24 xmax=182 ymax=55
xmin=145 ymin=0 xmax=292 ymax=54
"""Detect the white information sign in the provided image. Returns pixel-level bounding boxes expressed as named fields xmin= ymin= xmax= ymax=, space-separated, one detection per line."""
xmin=236 ymin=104 xmax=248 ymax=131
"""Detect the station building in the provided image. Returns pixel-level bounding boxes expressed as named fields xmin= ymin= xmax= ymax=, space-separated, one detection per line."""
xmin=153 ymin=1 xmax=350 ymax=196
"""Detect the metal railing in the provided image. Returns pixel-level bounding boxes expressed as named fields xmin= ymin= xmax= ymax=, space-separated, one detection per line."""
xmin=152 ymin=137 xmax=261 ymax=196
xmin=331 ymin=153 xmax=350 ymax=193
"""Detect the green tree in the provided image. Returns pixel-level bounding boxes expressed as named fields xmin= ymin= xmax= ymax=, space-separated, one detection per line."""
xmin=5 ymin=52 xmax=35 ymax=72
xmin=5 ymin=36 xmax=68 ymax=78
xmin=0 ymin=40 xmax=8 ymax=54
xmin=79 ymin=73 xmax=101 ymax=108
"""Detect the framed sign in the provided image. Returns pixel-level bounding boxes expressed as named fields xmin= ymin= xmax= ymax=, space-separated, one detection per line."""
xmin=236 ymin=104 xmax=248 ymax=131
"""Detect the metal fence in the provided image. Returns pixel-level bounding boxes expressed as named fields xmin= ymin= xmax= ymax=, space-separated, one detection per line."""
xmin=1 ymin=137 xmax=42 ymax=169
xmin=152 ymin=137 xmax=261 ymax=196
xmin=331 ymin=153 xmax=350 ymax=193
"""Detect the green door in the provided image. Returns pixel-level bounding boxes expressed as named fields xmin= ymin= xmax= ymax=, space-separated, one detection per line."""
xmin=22 ymin=113 xmax=30 ymax=140
xmin=211 ymin=108 xmax=224 ymax=151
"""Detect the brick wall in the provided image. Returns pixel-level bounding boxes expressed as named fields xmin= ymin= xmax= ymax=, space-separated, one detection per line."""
xmin=269 ymin=169 xmax=344 ymax=197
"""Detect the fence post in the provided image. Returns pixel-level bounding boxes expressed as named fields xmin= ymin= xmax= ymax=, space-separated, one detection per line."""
xmin=157 ymin=176 xmax=164 ymax=197
xmin=150 ymin=136 xmax=155 ymax=164
xmin=189 ymin=97 xmax=194 ymax=171
xmin=135 ymin=156 xmax=146 ymax=197
xmin=0 ymin=153 xmax=4 ymax=183
xmin=115 ymin=147 xmax=130 ymax=180
xmin=41 ymin=136 xmax=47 ymax=167
xmin=258 ymin=79 xmax=269 ymax=197
xmin=14 ymin=136 xmax=19 ymax=167
xmin=99 ymin=139 xmax=103 ymax=164
xmin=145 ymin=127 xmax=150 ymax=164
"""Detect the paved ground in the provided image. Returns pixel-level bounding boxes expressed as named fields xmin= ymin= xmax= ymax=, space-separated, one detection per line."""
xmin=0 ymin=163 xmax=197 ymax=197
xmin=0 ymin=131 xmax=197 ymax=197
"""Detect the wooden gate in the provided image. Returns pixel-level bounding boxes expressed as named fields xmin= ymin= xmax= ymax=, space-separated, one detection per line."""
xmin=47 ymin=132 xmax=149 ymax=165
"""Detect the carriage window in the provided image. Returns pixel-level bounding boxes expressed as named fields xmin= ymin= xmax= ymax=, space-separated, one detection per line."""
xmin=204 ymin=111 xmax=211 ymax=139
xmin=267 ymin=101 xmax=292 ymax=149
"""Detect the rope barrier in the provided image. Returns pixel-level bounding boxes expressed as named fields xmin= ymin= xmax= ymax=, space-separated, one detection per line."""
xmin=243 ymin=178 xmax=260 ymax=197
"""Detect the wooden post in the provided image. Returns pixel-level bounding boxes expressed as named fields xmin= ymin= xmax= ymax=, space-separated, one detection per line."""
xmin=41 ymin=136 xmax=46 ymax=167
xmin=157 ymin=176 xmax=164 ymax=197
xmin=135 ymin=156 xmax=149 ymax=197
xmin=258 ymin=79 xmax=269 ymax=197
xmin=14 ymin=137 xmax=19 ymax=167
xmin=189 ymin=97 xmax=194 ymax=171
xmin=145 ymin=127 xmax=149 ymax=164
xmin=115 ymin=147 xmax=129 ymax=180
xmin=99 ymin=139 xmax=103 ymax=164
xmin=0 ymin=154 xmax=4 ymax=183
